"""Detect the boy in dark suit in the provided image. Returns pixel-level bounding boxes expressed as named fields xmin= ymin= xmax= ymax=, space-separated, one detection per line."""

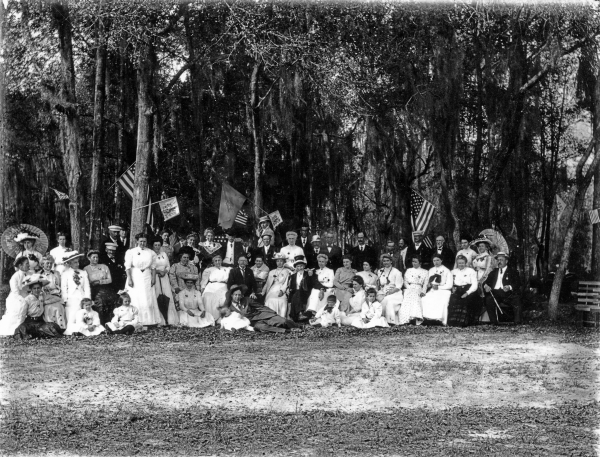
xmin=483 ymin=251 xmax=522 ymax=324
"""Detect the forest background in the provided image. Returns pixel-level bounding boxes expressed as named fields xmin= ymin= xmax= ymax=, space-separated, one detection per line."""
xmin=0 ymin=0 xmax=599 ymax=319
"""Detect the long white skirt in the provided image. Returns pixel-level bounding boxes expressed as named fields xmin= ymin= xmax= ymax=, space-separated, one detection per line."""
xmin=65 ymin=289 xmax=88 ymax=326
xmin=178 ymin=309 xmax=216 ymax=328
xmin=64 ymin=323 xmax=106 ymax=336
xmin=154 ymin=271 xmax=179 ymax=326
xmin=264 ymin=285 xmax=288 ymax=318
xmin=307 ymin=287 xmax=335 ymax=314
xmin=422 ymin=289 xmax=451 ymax=325
xmin=380 ymin=291 xmax=404 ymax=325
xmin=351 ymin=316 xmax=389 ymax=329
xmin=0 ymin=293 xmax=26 ymax=336
xmin=339 ymin=311 xmax=361 ymax=326
xmin=202 ymin=282 xmax=228 ymax=322
xmin=221 ymin=312 xmax=254 ymax=331
xmin=398 ymin=286 xmax=423 ymax=325
xmin=126 ymin=268 xmax=165 ymax=326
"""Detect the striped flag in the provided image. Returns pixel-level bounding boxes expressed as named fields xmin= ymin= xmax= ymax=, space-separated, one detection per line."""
xmin=50 ymin=187 xmax=69 ymax=201
xmin=118 ymin=162 xmax=154 ymax=229
xmin=410 ymin=189 xmax=435 ymax=233
xmin=423 ymin=235 xmax=433 ymax=249
xmin=234 ymin=209 xmax=249 ymax=226
xmin=590 ymin=209 xmax=600 ymax=225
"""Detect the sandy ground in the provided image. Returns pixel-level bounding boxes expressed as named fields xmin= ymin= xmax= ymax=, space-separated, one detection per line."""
xmin=1 ymin=330 xmax=597 ymax=414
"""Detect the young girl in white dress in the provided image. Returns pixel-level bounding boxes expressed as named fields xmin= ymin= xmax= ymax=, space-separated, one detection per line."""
xmin=310 ymin=295 xmax=341 ymax=328
xmin=352 ymin=288 xmax=389 ymax=329
xmin=64 ymin=298 xmax=106 ymax=336
xmin=106 ymin=292 xmax=142 ymax=334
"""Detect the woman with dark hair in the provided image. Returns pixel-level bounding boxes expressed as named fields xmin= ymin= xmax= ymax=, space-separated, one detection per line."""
xmin=0 ymin=257 xmax=31 ymax=336
xmin=219 ymin=285 xmax=254 ymax=331
xmin=200 ymin=254 xmax=231 ymax=322
xmin=421 ymin=253 xmax=454 ymax=325
xmin=447 ymin=255 xmax=479 ymax=327
xmin=339 ymin=275 xmax=365 ymax=326
xmin=334 ymin=255 xmax=357 ymax=310
xmin=14 ymin=274 xmax=64 ymax=339
xmin=124 ymin=233 xmax=165 ymax=327
xmin=397 ymin=256 xmax=428 ymax=325
xmin=49 ymin=231 xmax=69 ymax=274
xmin=40 ymin=255 xmax=66 ymax=329
xmin=357 ymin=261 xmax=378 ymax=288
xmin=14 ymin=232 xmax=43 ymax=273
xmin=84 ymin=249 xmax=116 ymax=324
xmin=151 ymin=237 xmax=178 ymax=326
xmin=159 ymin=229 xmax=174 ymax=263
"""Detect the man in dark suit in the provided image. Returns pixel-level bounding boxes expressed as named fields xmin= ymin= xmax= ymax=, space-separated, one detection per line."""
xmin=433 ymin=235 xmax=455 ymax=270
xmin=307 ymin=235 xmax=323 ymax=269
xmin=100 ymin=225 xmax=122 ymax=264
xmin=105 ymin=242 xmax=126 ymax=291
xmin=348 ymin=232 xmax=378 ymax=270
xmin=298 ymin=225 xmax=312 ymax=254
xmin=405 ymin=231 xmax=433 ymax=270
xmin=379 ymin=239 xmax=404 ymax=272
xmin=288 ymin=256 xmax=312 ymax=322
xmin=252 ymin=230 xmax=278 ymax=269
xmin=240 ymin=237 xmax=253 ymax=266
xmin=226 ymin=255 xmax=257 ymax=298
xmin=322 ymin=231 xmax=343 ymax=271
xmin=222 ymin=232 xmax=243 ymax=267
xmin=483 ymin=252 xmax=522 ymax=324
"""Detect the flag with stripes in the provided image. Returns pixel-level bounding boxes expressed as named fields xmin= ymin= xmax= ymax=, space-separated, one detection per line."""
xmin=422 ymin=235 xmax=433 ymax=249
xmin=410 ymin=189 xmax=435 ymax=233
xmin=234 ymin=209 xmax=248 ymax=226
xmin=50 ymin=187 xmax=69 ymax=201
xmin=118 ymin=163 xmax=154 ymax=229
xmin=590 ymin=209 xmax=600 ymax=225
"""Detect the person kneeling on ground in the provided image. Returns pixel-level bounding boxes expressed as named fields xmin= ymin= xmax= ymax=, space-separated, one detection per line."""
xmin=64 ymin=298 xmax=106 ymax=336
xmin=105 ymin=292 xmax=142 ymax=335
xmin=14 ymin=274 xmax=64 ymax=340
xmin=352 ymin=288 xmax=389 ymax=329
xmin=310 ymin=295 xmax=341 ymax=328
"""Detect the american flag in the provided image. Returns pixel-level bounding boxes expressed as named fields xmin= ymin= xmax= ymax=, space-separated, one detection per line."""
xmin=117 ymin=162 xmax=154 ymax=229
xmin=590 ymin=209 xmax=600 ymax=225
xmin=410 ymin=189 xmax=435 ymax=233
xmin=50 ymin=187 xmax=69 ymax=201
xmin=422 ymin=235 xmax=433 ymax=249
xmin=235 ymin=209 xmax=249 ymax=226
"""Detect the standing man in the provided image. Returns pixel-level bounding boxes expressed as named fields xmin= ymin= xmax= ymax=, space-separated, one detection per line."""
xmin=434 ymin=235 xmax=455 ymax=270
xmin=398 ymin=238 xmax=409 ymax=272
xmin=307 ymin=235 xmax=323 ymax=269
xmin=280 ymin=231 xmax=304 ymax=263
xmin=222 ymin=231 xmax=243 ymax=267
xmin=298 ymin=224 xmax=312 ymax=254
xmin=241 ymin=237 xmax=253 ymax=265
xmin=226 ymin=255 xmax=258 ymax=299
xmin=100 ymin=225 xmax=121 ymax=264
xmin=322 ymin=232 xmax=342 ymax=271
xmin=454 ymin=237 xmax=475 ymax=268
xmin=405 ymin=231 xmax=433 ymax=270
xmin=483 ymin=252 xmax=522 ymax=324
xmin=253 ymin=230 xmax=278 ymax=270
xmin=348 ymin=232 xmax=377 ymax=270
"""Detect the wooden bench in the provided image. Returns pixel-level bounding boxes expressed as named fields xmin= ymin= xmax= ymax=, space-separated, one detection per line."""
xmin=574 ymin=281 xmax=600 ymax=327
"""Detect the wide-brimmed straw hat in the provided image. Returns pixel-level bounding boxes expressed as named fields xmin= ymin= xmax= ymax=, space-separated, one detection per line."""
xmin=494 ymin=251 xmax=510 ymax=259
xmin=273 ymin=252 xmax=286 ymax=260
xmin=311 ymin=235 xmax=321 ymax=244
xmin=62 ymin=251 xmax=84 ymax=263
xmin=22 ymin=274 xmax=49 ymax=288
xmin=181 ymin=273 xmax=199 ymax=282
xmin=470 ymin=237 xmax=492 ymax=248
xmin=14 ymin=232 xmax=39 ymax=244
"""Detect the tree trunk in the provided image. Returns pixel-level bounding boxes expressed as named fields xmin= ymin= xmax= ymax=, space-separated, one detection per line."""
xmin=549 ymin=133 xmax=600 ymax=319
xmin=249 ymin=62 xmax=264 ymax=220
xmin=51 ymin=2 xmax=83 ymax=251
xmin=114 ymin=39 xmax=128 ymax=224
xmin=593 ymin=164 xmax=600 ymax=279
xmin=129 ymin=40 xmax=156 ymax=244
xmin=0 ymin=0 xmax=6 ymax=282
xmin=89 ymin=18 xmax=109 ymax=249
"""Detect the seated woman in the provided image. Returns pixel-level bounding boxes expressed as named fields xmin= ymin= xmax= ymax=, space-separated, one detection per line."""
xmin=199 ymin=254 xmax=231 ymax=322
xmin=447 ymin=255 xmax=479 ymax=327
xmin=40 ymin=255 xmax=67 ymax=329
xmin=263 ymin=253 xmax=291 ymax=318
xmin=14 ymin=274 xmax=63 ymax=340
xmin=251 ymin=255 xmax=270 ymax=303
xmin=84 ymin=250 xmax=117 ymax=325
xmin=339 ymin=276 xmax=366 ymax=326
xmin=377 ymin=254 xmax=404 ymax=325
xmin=398 ymin=256 xmax=428 ymax=325
xmin=105 ymin=292 xmax=142 ymax=335
xmin=176 ymin=273 xmax=215 ymax=328
xmin=352 ymin=288 xmax=389 ymax=329
xmin=310 ymin=295 xmax=341 ymax=328
xmin=357 ymin=261 xmax=378 ymax=289
xmin=333 ymin=255 xmax=357 ymax=310
xmin=421 ymin=254 xmax=454 ymax=325
xmin=64 ymin=298 xmax=106 ymax=336
xmin=0 ymin=257 xmax=32 ymax=336
xmin=218 ymin=285 xmax=254 ymax=332
xmin=305 ymin=254 xmax=335 ymax=318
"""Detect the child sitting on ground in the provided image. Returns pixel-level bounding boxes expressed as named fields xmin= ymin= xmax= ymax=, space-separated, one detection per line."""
xmin=310 ymin=294 xmax=341 ymax=328
xmin=353 ymin=288 xmax=389 ymax=328
xmin=106 ymin=292 xmax=142 ymax=335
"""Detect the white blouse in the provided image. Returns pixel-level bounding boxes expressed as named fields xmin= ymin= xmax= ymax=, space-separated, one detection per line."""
xmin=124 ymin=247 xmax=157 ymax=271
xmin=377 ymin=267 xmax=403 ymax=293
xmin=427 ymin=266 xmax=453 ymax=290
xmin=314 ymin=267 xmax=334 ymax=289
xmin=451 ymin=267 xmax=478 ymax=295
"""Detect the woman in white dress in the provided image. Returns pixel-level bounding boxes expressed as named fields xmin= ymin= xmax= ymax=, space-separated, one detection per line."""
xmin=40 ymin=255 xmax=66 ymax=329
xmin=219 ymin=285 xmax=254 ymax=331
xmin=200 ymin=254 xmax=231 ymax=322
xmin=471 ymin=238 xmax=494 ymax=296
xmin=49 ymin=232 xmax=69 ymax=274
xmin=176 ymin=274 xmax=215 ymax=328
xmin=64 ymin=298 xmax=106 ymax=336
xmin=339 ymin=276 xmax=366 ymax=326
xmin=0 ymin=257 xmax=31 ymax=336
xmin=398 ymin=256 xmax=428 ymax=325
xmin=357 ymin=261 xmax=378 ymax=289
xmin=60 ymin=251 xmax=91 ymax=326
xmin=447 ymin=255 xmax=479 ymax=327
xmin=263 ymin=253 xmax=291 ymax=317
xmin=151 ymin=238 xmax=178 ymax=326
xmin=306 ymin=254 xmax=335 ymax=316
xmin=14 ymin=232 xmax=44 ymax=273
xmin=421 ymin=254 xmax=454 ymax=325
xmin=352 ymin=287 xmax=389 ymax=329
xmin=124 ymin=234 xmax=165 ymax=327
xmin=377 ymin=254 xmax=404 ymax=325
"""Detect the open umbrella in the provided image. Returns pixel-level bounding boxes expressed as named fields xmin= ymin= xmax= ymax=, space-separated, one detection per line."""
xmin=1 ymin=224 xmax=49 ymax=258
xmin=479 ymin=228 xmax=509 ymax=256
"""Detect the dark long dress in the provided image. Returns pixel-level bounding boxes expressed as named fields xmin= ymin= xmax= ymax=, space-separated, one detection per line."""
xmin=233 ymin=297 xmax=301 ymax=333
xmin=447 ymin=285 xmax=479 ymax=327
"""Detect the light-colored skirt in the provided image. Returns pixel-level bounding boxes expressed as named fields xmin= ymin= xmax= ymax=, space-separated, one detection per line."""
xmin=0 ymin=293 xmax=26 ymax=336
xmin=422 ymin=289 xmax=451 ymax=325
xmin=126 ymin=268 xmax=165 ymax=326
xmin=202 ymin=282 xmax=228 ymax=322
xmin=351 ymin=316 xmax=389 ymax=329
xmin=264 ymin=284 xmax=288 ymax=318
xmin=380 ymin=290 xmax=404 ymax=325
xmin=154 ymin=271 xmax=179 ymax=326
xmin=178 ymin=309 xmax=216 ymax=328
xmin=307 ymin=288 xmax=335 ymax=313
xmin=221 ymin=312 xmax=254 ymax=331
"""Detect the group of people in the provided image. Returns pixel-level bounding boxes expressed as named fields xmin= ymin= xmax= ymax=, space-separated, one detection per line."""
xmin=0 ymin=217 xmax=522 ymax=339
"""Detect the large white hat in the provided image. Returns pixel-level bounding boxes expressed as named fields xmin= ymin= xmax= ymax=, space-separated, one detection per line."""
xmin=14 ymin=232 xmax=39 ymax=243
xmin=22 ymin=274 xmax=49 ymax=288
xmin=62 ymin=251 xmax=84 ymax=263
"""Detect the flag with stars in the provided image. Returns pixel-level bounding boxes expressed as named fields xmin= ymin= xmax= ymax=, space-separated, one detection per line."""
xmin=410 ymin=189 xmax=435 ymax=234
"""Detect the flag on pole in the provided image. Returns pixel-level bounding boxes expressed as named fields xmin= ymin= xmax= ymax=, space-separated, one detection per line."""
xmin=218 ymin=182 xmax=247 ymax=229
xmin=159 ymin=197 xmax=180 ymax=222
xmin=422 ymin=235 xmax=433 ymax=249
xmin=590 ymin=209 xmax=600 ymax=225
xmin=410 ymin=189 xmax=435 ymax=233
xmin=118 ymin=164 xmax=136 ymax=199
xmin=234 ymin=209 xmax=249 ymax=226
xmin=268 ymin=210 xmax=283 ymax=228
xmin=50 ymin=187 xmax=69 ymax=201
xmin=556 ymin=194 xmax=567 ymax=219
